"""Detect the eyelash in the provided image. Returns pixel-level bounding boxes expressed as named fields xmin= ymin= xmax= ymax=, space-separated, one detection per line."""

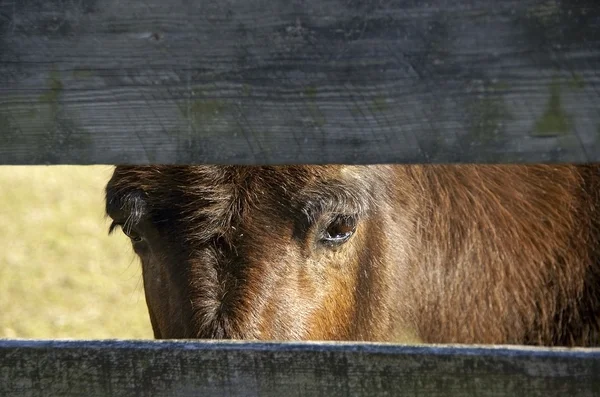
xmin=108 ymin=221 xmax=121 ymax=235
xmin=109 ymin=221 xmax=143 ymax=243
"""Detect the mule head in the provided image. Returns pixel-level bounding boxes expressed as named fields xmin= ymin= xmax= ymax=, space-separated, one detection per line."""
xmin=105 ymin=165 xmax=408 ymax=341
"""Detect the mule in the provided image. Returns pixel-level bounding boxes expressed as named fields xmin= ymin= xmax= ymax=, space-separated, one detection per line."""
xmin=105 ymin=164 xmax=600 ymax=346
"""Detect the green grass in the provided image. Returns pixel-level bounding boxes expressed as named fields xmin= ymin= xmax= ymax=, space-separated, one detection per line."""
xmin=0 ymin=166 xmax=153 ymax=339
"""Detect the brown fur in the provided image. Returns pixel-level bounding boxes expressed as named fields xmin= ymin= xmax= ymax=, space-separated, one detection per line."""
xmin=105 ymin=164 xmax=600 ymax=346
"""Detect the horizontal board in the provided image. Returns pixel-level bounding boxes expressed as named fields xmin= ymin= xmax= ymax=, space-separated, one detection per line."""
xmin=1 ymin=339 xmax=599 ymax=397
xmin=0 ymin=0 xmax=599 ymax=164
xmin=2 ymin=339 xmax=600 ymax=396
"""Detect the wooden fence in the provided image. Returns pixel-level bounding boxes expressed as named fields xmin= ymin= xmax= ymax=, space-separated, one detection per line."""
xmin=1 ymin=340 xmax=600 ymax=397
xmin=1 ymin=0 xmax=599 ymax=395
xmin=1 ymin=0 xmax=599 ymax=164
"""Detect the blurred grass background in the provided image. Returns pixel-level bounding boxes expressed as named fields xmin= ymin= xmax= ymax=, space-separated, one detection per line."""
xmin=0 ymin=166 xmax=153 ymax=339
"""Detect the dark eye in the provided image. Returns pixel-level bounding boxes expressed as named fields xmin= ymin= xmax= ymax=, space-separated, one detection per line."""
xmin=123 ymin=227 xmax=143 ymax=243
xmin=110 ymin=221 xmax=143 ymax=243
xmin=320 ymin=215 xmax=357 ymax=246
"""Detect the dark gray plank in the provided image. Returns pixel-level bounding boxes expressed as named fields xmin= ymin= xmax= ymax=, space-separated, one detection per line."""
xmin=0 ymin=0 xmax=599 ymax=164
xmin=0 ymin=339 xmax=599 ymax=397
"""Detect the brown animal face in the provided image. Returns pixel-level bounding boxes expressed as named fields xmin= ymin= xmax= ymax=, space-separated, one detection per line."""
xmin=107 ymin=164 xmax=600 ymax=346
xmin=105 ymin=165 xmax=409 ymax=341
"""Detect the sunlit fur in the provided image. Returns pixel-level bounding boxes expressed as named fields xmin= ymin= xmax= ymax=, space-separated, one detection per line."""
xmin=106 ymin=164 xmax=600 ymax=346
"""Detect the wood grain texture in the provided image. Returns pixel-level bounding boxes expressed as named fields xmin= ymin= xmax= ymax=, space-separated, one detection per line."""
xmin=0 ymin=0 xmax=599 ymax=164
xmin=1 ymin=339 xmax=599 ymax=396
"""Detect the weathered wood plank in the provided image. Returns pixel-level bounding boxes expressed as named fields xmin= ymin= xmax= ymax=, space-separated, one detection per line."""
xmin=0 ymin=0 xmax=599 ymax=164
xmin=0 ymin=340 xmax=599 ymax=397
xmin=0 ymin=341 xmax=600 ymax=397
